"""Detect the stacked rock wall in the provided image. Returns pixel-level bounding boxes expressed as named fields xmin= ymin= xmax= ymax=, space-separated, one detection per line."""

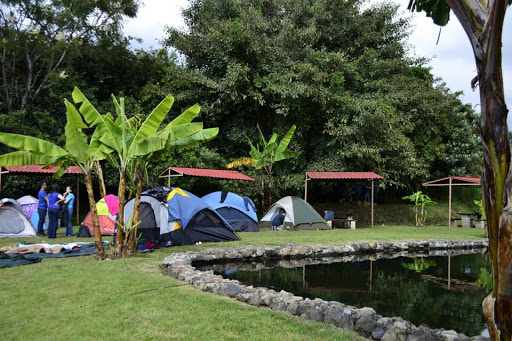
xmin=163 ymin=240 xmax=489 ymax=340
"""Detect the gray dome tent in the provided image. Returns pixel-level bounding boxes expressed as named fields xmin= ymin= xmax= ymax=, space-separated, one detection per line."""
xmin=259 ymin=196 xmax=330 ymax=230
xmin=0 ymin=198 xmax=37 ymax=238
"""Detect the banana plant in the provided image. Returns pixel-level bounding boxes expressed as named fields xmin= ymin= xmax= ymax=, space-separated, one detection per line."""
xmin=402 ymin=191 xmax=437 ymax=227
xmin=228 ymin=124 xmax=297 ymax=211
xmin=72 ymin=87 xmax=218 ymax=258
xmin=0 ymin=98 xmax=111 ymax=259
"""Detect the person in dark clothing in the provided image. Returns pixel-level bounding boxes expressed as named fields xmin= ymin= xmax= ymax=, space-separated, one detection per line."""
xmin=37 ymin=181 xmax=49 ymax=236
xmin=271 ymin=209 xmax=286 ymax=231
xmin=47 ymin=184 xmax=64 ymax=238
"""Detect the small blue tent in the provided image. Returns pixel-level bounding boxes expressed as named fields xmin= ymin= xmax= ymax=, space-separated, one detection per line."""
xmin=166 ymin=188 xmax=239 ymax=245
xmin=202 ymin=191 xmax=259 ymax=232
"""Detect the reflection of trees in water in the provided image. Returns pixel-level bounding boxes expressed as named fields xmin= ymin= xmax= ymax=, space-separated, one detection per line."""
xmin=227 ymin=254 xmax=489 ymax=336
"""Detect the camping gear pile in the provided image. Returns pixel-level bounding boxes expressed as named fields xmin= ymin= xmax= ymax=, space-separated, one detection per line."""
xmin=0 ymin=242 xmax=108 ymax=268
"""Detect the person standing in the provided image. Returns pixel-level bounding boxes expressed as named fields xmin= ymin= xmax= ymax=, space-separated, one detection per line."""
xmin=37 ymin=181 xmax=49 ymax=236
xmin=47 ymin=184 xmax=64 ymax=238
xmin=62 ymin=186 xmax=75 ymax=236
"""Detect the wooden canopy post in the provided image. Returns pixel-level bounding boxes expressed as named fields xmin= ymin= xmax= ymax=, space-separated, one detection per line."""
xmin=304 ymin=173 xmax=309 ymax=202
xmin=371 ymin=180 xmax=375 ymax=227
xmin=167 ymin=167 xmax=171 ymax=187
xmin=448 ymin=176 xmax=452 ymax=227
xmin=0 ymin=167 xmax=10 ymax=198
xmin=76 ymin=175 xmax=80 ymax=225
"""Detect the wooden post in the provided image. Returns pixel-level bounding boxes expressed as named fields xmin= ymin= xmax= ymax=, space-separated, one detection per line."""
xmin=76 ymin=175 xmax=79 ymax=225
xmin=371 ymin=180 xmax=374 ymax=227
xmin=304 ymin=173 xmax=308 ymax=202
xmin=0 ymin=167 xmax=9 ymax=198
xmin=167 ymin=168 xmax=171 ymax=187
xmin=448 ymin=176 xmax=452 ymax=227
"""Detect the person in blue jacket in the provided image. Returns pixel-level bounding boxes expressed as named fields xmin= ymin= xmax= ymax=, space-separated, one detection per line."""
xmin=37 ymin=181 xmax=49 ymax=236
xmin=62 ymin=186 xmax=75 ymax=236
xmin=47 ymin=184 xmax=64 ymax=238
xmin=271 ymin=209 xmax=286 ymax=231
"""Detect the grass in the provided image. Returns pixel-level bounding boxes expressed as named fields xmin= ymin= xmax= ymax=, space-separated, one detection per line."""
xmin=0 ymin=225 xmax=486 ymax=340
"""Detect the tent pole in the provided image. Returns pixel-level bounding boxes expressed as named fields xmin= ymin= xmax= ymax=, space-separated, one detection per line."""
xmin=371 ymin=180 xmax=374 ymax=227
xmin=304 ymin=174 xmax=308 ymax=202
xmin=0 ymin=167 xmax=2 ymax=198
xmin=167 ymin=168 xmax=171 ymax=187
xmin=448 ymin=177 xmax=452 ymax=227
xmin=76 ymin=175 xmax=79 ymax=225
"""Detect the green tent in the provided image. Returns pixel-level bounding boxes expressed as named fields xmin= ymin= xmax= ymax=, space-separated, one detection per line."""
xmin=259 ymin=196 xmax=330 ymax=230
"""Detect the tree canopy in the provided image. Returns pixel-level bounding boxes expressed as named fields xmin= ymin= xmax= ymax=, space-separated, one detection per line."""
xmin=163 ymin=0 xmax=481 ymax=192
xmin=0 ymin=0 xmax=483 ymax=201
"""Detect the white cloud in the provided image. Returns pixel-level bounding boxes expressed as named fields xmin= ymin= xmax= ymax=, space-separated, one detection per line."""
xmin=124 ymin=0 xmax=187 ymax=49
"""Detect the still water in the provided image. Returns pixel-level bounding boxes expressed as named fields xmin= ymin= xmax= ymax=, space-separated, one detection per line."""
xmin=217 ymin=253 xmax=490 ymax=336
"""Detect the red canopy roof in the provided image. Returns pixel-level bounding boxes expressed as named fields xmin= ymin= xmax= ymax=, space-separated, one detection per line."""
xmin=306 ymin=171 xmax=383 ymax=180
xmin=160 ymin=167 xmax=255 ymax=181
xmin=3 ymin=165 xmax=82 ymax=174
xmin=422 ymin=176 xmax=480 ymax=186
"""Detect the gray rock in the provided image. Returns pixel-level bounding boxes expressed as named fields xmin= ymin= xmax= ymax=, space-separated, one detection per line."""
xmin=221 ymin=283 xmax=241 ymax=297
xmin=249 ymin=294 xmax=261 ymax=306
xmin=407 ymin=328 xmax=438 ymax=341
xmin=286 ymin=301 xmax=300 ymax=315
xmin=373 ymin=327 xmax=387 ymax=340
xmin=324 ymin=307 xmax=354 ymax=330
xmin=355 ymin=307 xmax=377 ymax=335
xmin=382 ymin=321 xmax=408 ymax=341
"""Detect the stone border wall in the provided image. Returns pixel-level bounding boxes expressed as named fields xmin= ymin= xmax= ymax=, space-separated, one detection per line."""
xmin=163 ymin=240 xmax=489 ymax=341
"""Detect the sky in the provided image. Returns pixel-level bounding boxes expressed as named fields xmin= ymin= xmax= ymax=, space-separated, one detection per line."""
xmin=124 ymin=0 xmax=512 ymax=123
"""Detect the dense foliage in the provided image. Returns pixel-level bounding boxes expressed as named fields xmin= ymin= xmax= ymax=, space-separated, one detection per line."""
xmin=163 ymin=0 xmax=481 ymax=194
xmin=0 ymin=0 xmax=482 ymax=204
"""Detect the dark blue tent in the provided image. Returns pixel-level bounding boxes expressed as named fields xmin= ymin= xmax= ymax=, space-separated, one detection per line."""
xmin=166 ymin=188 xmax=239 ymax=245
xmin=202 ymin=191 xmax=259 ymax=232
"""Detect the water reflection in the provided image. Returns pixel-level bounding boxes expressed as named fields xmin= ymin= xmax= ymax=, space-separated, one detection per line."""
xmin=214 ymin=252 xmax=490 ymax=336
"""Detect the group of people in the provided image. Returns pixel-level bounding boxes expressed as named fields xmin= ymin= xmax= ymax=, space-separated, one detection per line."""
xmin=37 ymin=181 xmax=75 ymax=238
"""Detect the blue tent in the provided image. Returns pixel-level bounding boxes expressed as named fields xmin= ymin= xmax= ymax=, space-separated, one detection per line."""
xmin=202 ymin=191 xmax=259 ymax=232
xmin=166 ymin=188 xmax=239 ymax=245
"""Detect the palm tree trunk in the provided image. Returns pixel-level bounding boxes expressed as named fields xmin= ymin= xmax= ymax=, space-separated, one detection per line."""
xmin=260 ymin=171 xmax=265 ymax=213
xmin=85 ymin=175 xmax=104 ymax=259
xmin=127 ymin=165 xmax=143 ymax=257
xmin=95 ymin=161 xmax=107 ymax=198
xmin=266 ymin=168 xmax=273 ymax=210
xmin=114 ymin=170 xmax=127 ymax=258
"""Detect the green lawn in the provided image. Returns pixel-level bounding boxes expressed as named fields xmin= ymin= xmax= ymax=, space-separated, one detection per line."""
xmin=0 ymin=225 xmax=485 ymax=341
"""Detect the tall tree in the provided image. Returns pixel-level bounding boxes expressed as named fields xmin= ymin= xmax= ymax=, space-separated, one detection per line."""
xmin=164 ymin=0 xmax=481 ymax=191
xmin=408 ymin=0 xmax=510 ymax=339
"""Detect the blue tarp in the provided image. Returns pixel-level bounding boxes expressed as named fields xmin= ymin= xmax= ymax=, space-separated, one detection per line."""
xmin=202 ymin=191 xmax=258 ymax=222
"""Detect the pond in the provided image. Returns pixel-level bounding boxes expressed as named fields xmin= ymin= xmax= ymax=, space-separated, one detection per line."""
xmin=212 ymin=252 xmax=490 ymax=336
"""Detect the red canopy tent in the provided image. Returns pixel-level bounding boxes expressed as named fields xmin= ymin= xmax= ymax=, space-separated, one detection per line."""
xmin=0 ymin=165 xmax=83 ymax=224
xmin=422 ymin=176 xmax=481 ymax=227
xmin=304 ymin=171 xmax=384 ymax=227
xmin=159 ymin=167 xmax=255 ymax=186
